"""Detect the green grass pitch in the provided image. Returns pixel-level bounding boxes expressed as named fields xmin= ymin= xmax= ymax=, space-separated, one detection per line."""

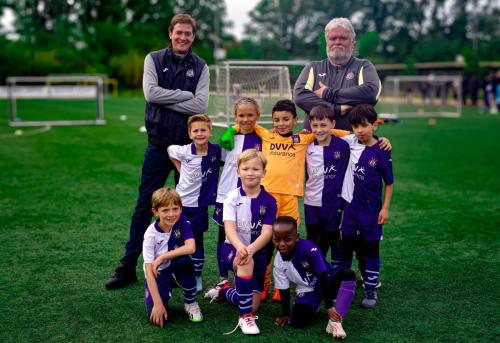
xmin=0 ymin=97 xmax=499 ymax=342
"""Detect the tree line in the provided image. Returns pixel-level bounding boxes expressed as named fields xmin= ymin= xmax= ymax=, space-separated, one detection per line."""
xmin=0 ymin=0 xmax=498 ymax=88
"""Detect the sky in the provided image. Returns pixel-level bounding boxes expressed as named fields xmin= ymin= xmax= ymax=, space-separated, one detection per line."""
xmin=225 ymin=0 xmax=260 ymax=40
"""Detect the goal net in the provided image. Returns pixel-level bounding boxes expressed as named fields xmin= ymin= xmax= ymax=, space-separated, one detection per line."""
xmin=378 ymin=75 xmax=462 ymax=118
xmin=6 ymin=75 xmax=105 ymax=127
xmin=209 ymin=62 xmax=293 ymax=127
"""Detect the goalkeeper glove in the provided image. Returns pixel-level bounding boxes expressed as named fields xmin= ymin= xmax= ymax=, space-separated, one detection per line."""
xmin=220 ymin=127 xmax=236 ymax=150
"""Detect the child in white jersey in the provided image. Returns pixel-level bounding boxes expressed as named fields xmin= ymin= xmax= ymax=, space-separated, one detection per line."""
xmin=143 ymin=187 xmax=202 ymax=327
xmin=168 ymin=114 xmax=221 ymax=293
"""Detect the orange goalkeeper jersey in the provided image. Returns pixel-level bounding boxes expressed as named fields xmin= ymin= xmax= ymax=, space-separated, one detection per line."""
xmin=238 ymin=125 xmax=349 ymax=197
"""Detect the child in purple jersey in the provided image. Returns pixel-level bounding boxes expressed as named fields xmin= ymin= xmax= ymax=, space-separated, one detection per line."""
xmin=213 ymin=98 xmax=263 ymax=282
xmin=339 ymin=104 xmax=394 ymax=309
xmin=143 ymin=188 xmax=202 ymax=327
xmin=168 ymin=114 xmax=221 ymax=293
xmin=204 ymin=149 xmax=277 ymax=335
xmin=272 ymin=216 xmax=356 ymax=340
xmin=305 ymin=105 xmax=350 ymax=265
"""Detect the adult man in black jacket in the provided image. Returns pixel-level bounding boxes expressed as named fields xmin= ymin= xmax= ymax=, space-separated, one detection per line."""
xmin=105 ymin=14 xmax=209 ymax=289
xmin=294 ymin=17 xmax=381 ymax=130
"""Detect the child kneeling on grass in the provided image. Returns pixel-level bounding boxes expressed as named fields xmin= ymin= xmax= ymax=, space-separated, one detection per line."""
xmin=205 ymin=149 xmax=277 ymax=335
xmin=272 ymin=216 xmax=357 ymax=340
xmin=143 ymin=187 xmax=203 ymax=328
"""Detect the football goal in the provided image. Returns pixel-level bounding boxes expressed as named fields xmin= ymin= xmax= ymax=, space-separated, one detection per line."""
xmin=209 ymin=61 xmax=297 ymax=127
xmin=378 ymin=75 xmax=462 ymax=118
xmin=7 ymin=75 xmax=105 ymax=127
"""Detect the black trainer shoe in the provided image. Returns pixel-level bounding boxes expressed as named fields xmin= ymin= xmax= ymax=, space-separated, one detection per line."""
xmin=105 ymin=266 xmax=137 ymax=290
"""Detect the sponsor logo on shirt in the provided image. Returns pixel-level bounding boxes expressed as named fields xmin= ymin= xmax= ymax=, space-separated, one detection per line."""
xmin=311 ymin=164 xmax=337 ymax=178
xmin=189 ymin=168 xmax=213 ymax=181
xmin=236 ymin=219 xmax=264 ymax=239
xmin=269 ymin=142 xmax=297 ymax=157
xmin=353 ymin=165 xmax=366 ymax=181
xmin=270 ymin=143 xmax=296 ymax=151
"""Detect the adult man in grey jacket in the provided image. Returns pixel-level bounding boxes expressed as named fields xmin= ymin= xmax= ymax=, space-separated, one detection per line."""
xmin=294 ymin=18 xmax=381 ymax=130
xmin=105 ymin=14 xmax=209 ymax=289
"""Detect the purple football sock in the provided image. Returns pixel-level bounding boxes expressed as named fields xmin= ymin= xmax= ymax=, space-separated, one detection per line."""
xmin=235 ymin=275 xmax=254 ymax=316
xmin=335 ymin=280 xmax=356 ymax=318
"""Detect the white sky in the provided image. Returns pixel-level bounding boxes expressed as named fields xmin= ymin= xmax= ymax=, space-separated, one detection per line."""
xmin=0 ymin=8 xmax=14 ymax=37
xmin=225 ymin=0 xmax=259 ymax=40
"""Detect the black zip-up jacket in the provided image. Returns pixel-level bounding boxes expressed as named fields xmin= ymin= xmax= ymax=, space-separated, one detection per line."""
xmin=294 ymin=56 xmax=381 ymax=130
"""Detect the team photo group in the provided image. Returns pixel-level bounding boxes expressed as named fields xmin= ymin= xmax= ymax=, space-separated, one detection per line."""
xmin=104 ymin=13 xmax=393 ymax=340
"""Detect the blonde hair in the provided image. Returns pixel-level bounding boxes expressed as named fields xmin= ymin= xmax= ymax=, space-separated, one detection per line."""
xmin=151 ymin=187 xmax=182 ymax=209
xmin=188 ymin=114 xmax=212 ymax=131
xmin=237 ymin=149 xmax=267 ymax=169
xmin=233 ymin=97 xmax=260 ymax=116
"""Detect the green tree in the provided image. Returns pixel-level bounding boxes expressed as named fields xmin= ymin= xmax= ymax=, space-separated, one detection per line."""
xmin=245 ymin=0 xmax=317 ymax=58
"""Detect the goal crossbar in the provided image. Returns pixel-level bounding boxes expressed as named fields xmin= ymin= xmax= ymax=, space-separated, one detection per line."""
xmin=7 ymin=75 xmax=105 ymax=127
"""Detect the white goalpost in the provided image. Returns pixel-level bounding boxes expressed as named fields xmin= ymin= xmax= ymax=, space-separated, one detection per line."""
xmin=7 ymin=75 xmax=105 ymax=127
xmin=380 ymin=75 xmax=463 ymax=118
xmin=209 ymin=60 xmax=300 ymax=127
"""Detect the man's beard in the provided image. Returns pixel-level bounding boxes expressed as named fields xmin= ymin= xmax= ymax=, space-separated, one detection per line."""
xmin=326 ymin=46 xmax=352 ymax=65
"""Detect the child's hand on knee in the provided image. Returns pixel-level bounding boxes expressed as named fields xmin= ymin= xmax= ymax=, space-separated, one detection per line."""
xmin=152 ymin=257 xmax=164 ymax=277
xmin=236 ymin=247 xmax=248 ymax=259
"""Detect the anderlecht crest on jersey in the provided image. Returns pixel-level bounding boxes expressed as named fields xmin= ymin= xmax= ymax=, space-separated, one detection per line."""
xmin=259 ymin=206 xmax=266 ymax=216
xmin=334 ymin=151 xmax=341 ymax=160
xmin=186 ymin=69 xmax=194 ymax=77
xmin=368 ymin=158 xmax=378 ymax=167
